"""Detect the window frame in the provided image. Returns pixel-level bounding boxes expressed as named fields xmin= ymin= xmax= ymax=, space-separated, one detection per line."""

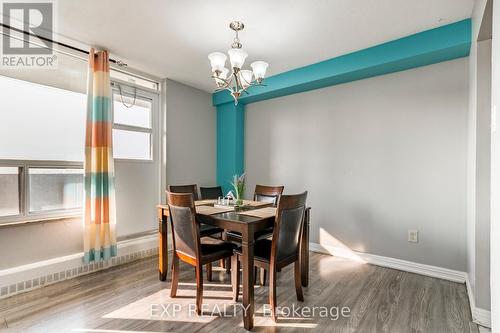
xmin=111 ymin=81 xmax=156 ymax=162
xmin=0 ymin=160 xmax=84 ymax=225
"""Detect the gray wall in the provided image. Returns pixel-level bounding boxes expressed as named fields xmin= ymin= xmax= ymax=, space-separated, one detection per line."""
xmin=490 ymin=0 xmax=500 ymax=327
xmin=246 ymin=58 xmax=469 ymax=271
xmin=166 ymin=79 xmax=216 ymax=187
xmin=467 ymin=0 xmax=492 ymax=313
xmin=474 ymin=39 xmax=492 ymax=310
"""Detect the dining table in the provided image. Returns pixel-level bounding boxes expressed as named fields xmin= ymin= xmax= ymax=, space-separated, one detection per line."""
xmin=156 ymin=199 xmax=311 ymax=330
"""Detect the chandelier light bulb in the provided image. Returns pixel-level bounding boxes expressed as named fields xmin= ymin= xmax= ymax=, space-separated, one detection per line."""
xmin=240 ymin=70 xmax=253 ymax=88
xmin=228 ymin=48 xmax=248 ymax=69
xmin=251 ymin=61 xmax=269 ymax=81
xmin=208 ymin=52 xmax=227 ymax=72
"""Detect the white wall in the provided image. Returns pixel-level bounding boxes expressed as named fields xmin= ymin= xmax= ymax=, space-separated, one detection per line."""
xmin=166 ymin=79 xmax=216 ymax=187
xmin=246 ymin=58 xmax=469 ymax=271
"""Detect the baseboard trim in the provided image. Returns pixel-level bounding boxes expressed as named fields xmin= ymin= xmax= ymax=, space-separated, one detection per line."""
xmin=465 ymin=275 xmax=492 ymax=328
xmin=0 ymin=234 xmax=159 ymax=299
xmin=309 ymin=242 xmax=467 ymax=283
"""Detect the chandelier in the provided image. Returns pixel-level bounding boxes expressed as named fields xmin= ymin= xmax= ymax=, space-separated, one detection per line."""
xmin=208 ymin=21 xmax=269 ymax=104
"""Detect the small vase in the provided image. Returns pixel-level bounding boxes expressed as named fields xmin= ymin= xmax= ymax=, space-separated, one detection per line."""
xmin=235 ymin=195 xmax=243 ymax=206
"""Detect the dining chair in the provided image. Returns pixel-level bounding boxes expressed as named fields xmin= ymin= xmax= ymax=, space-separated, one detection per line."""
xmin=231 ymin=191 xmax=308 ymax=321
xmin=200 ymin=185 xmax=230 ymax=270
xmin=167 ymin=191 xmax=237 ymax=315
xmin=168 ymin=184 xmax=223 ymax=238
xmin=226 ymin=184 xmax=285 ymax=281
xmin=253 ymin=184 xmax=285 ymax=206
xmin=200 ymin=186 xmax=224 ymax=200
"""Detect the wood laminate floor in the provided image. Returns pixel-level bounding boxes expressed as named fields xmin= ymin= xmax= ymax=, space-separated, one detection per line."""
xmin=0 ymin=252 xmax=472 ymax=333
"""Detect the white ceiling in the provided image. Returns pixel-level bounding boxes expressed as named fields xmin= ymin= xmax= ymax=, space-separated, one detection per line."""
xmin=54 ymin=0 xmax=474 ymax=92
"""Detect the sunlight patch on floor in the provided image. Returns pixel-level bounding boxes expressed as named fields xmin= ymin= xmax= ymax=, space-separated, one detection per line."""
xmin=72 ymin=329 xmax=175 ymax=333
xmin=102 ymin=286 xmax=240 ymax=323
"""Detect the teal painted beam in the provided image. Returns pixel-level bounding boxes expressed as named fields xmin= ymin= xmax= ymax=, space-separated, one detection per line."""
xmin=216 ymin=102 xmax=245 ymax=193
xmin=213 ymin=19 xmax=471 ymax=106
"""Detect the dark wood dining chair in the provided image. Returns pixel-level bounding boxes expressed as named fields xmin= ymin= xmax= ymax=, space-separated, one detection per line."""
xmin=254 ymin=184 xmax=285 ymax=206
xmin=200 ymin=186 xmax=224 ymax=200
xmin=167 ymin=191 xmax=237 ymax=315
xmin=168 ymin=184 xmax=223 ymax=238
xmin=231 ymin=191 xmax=308 ymax=321
xmin=168 ymin=184 xmax=200 ymax=200
xmin=226 ymin=184 xmax=285 ymax=281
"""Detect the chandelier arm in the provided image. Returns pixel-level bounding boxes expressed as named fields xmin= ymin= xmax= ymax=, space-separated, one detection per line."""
xmin=232 ymin=70 xmax=244 ymax=93
xmin=213 ymin=76 xmax=230 ymax=89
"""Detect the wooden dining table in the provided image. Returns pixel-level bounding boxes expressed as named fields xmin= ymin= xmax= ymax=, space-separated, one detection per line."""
xmin=156 ymin=200 xmax=311 ymax=330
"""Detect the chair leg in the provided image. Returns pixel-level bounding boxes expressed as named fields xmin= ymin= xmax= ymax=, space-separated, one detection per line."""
xmin=170 ymin=255 xmax=179 ymax=298
xmin=254 ymin=267 xmax=258 ymax=285
xmin=294 ymin=261 xmax=304 ymax=302
xmin=206 ymin=263 xmax=212 ymax=282
xmin=269 ymin=264 xmax=277 ymax=322
xmin=221 ymin=231 xmax=227 ymax=269
xmin=195 ymin=265 xmax=203 ymax=315
xmin=260 ymin=268 xmax=267 ymax=286
xmin=231 ymin=255 xmax=240 ymax=302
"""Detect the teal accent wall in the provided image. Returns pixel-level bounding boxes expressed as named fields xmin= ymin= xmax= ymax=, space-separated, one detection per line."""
xmin=217 ymin=102 xmax=245 ymax=193
xmin=213 ymin=19 xmax=471 ymax=106
xmin=214 ymin=19 xmax=471 ymax=189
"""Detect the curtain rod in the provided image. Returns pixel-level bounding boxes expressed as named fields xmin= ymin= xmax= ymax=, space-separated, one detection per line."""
xmin=0 ymin=23 xmax=121 ymax=65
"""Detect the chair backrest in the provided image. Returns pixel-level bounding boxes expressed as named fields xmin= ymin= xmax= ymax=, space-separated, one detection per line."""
xmin=271 ymin=191 xmax=308 ymax=264
xmin=200 ymin=186 xmax=223 ymax=200
xmin=254 ymin=185 xmax=284 ymax=207
xmin=168 ymin=184 xmax=199 ymax=201
xmin=166 ymin=191 xmax=200 ymax=260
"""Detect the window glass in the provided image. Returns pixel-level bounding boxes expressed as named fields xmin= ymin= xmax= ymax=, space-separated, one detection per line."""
xmin=0 ymin=167 xmax=20 ymax=217
xmin=113 ymin=95 xmax=152 ymax=129
xmin=112 ymin=129 xmax=151 ymax=160
xmin=0 ymin=75 xmax=86 ymax=161
xmin=29 ymin=168 xmax=84 ymax=213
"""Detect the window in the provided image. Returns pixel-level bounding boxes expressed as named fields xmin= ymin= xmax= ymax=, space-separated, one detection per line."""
xmin=0 ymin=161 xmax=83 ymax=223
xmin=0 ymin=74 xmax=85 ymax=224
xmin=112 ymin=88 xmax=154 ymax=161
xmin=0 ymin=166 xmax=21 ymax=217
xmin=28 ymin=168 xmax=83 ymax=213
xmin=0 ymin=73 xmax=159 ymax=224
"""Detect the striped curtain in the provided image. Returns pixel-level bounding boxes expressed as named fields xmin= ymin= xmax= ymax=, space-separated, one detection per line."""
xmin=83 ymin=49 xmax=117 ymax=263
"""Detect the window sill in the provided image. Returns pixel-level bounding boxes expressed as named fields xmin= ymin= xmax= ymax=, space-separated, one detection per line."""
xmin=0 ymin=213 xmax=82 ymax=228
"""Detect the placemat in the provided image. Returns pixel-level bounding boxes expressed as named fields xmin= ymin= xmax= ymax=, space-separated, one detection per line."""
xmin=196 ymin=205 xmax=234 ymax=215
xmin=195 ymin=199 xmax=216 ymax=206
xmin=237 ymin=207 xmax=277 ymax=218
xmin=242 ymin=200 xmax=273 ymax=207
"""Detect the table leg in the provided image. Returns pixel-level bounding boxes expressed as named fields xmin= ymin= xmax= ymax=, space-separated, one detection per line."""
xmin=158 ymin=208 xmax=168 ymax=281
xmin=241 ymin=226 xmax=255 ymax=330
xmin=300 ymin=208 xmax=310 ymax=287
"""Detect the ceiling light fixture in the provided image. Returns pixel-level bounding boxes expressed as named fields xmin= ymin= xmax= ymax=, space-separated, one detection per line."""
xmin=208 ymin=21 xmax=268 ymax=105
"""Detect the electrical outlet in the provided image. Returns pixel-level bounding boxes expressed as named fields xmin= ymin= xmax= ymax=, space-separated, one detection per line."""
xmin=408 ymin=229 xmax=418 ymax=243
